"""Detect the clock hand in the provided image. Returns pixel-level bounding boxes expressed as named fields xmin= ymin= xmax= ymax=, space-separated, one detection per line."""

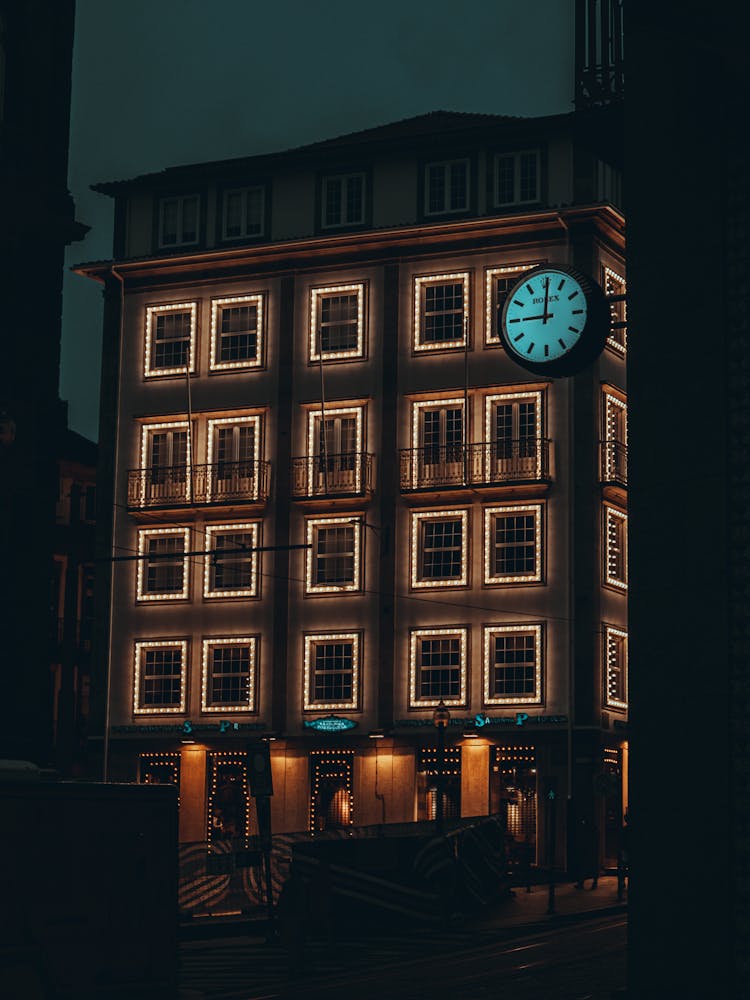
xmin=522 ymin=313 xmax=554 ymax=321
xmin=543 ymin=277 xmax=550 ymax=324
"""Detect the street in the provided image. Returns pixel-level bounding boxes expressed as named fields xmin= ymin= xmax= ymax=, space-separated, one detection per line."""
xmin=180 ymin=913 xmax=626 ymax=999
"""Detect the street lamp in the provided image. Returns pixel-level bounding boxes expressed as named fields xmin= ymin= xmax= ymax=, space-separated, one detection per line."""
xmin=432 ymin=699 xmax=451 ymax=834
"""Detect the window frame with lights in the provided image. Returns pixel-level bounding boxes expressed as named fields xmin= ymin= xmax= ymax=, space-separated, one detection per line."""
xmin=408 ymin=626 xmax=469 ymax=709
xmin=136 ymin=526 xmax=191 ymax=602
xmin=410 ymin=507 xmax=470 ymax=590
xmin=603 ymin=623 xmax=628 ymax=712
xmin=484 ymin=263 xmax=540 ymax=346
xmin=482 ymin=623 xmax=544 ymax=707
xmin=200 ymin=636 xmax=258 ymax=715
xmin=603 ymin=503 xmax=628 ymax=592
xmin=143 ymin=302 xmax=198 ymax=379
xmin=209 ymin=293 xmax=265 ymax=372
xmin=305 ymin=515 xmax=363 ymax=596
xmin=308 ymin=282 xmax=367 ymax=363
xmin=303 ymin=631 xmax=361 ymax=712
xmin=203 ymin=521 xmax=261 ymax=600
xmin=133 ymin=639 xmax=189 ymax=716
xmin=483 ymin=503 xmax=544 ymax=586
xmin=413 ymin=272 xmax=471 ymax=353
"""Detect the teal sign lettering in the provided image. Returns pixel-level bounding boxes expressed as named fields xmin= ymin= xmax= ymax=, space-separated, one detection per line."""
xmin=304 ymin=716 xmax=358 ymax=732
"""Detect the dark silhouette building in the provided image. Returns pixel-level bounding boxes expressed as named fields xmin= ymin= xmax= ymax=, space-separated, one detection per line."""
xmin=0 ymin=0 xmax=87 ymax=764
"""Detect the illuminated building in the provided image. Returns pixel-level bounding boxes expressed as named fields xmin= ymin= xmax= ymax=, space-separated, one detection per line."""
xmin=76 ymin=110 xmax=627 ymax=868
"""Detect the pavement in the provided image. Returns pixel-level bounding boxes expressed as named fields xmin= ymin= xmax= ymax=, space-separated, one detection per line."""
xmin=179 ymin=876 xmax=627 ymax=999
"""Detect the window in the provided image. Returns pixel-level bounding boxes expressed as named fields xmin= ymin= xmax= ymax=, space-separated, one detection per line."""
xmin=407 ymin=398 xmax=466 ymax=489
xmin=484 ymin=391 xmax=543 ymax=482
xmin=424 ymin=159 xmax=469 ymax=216
xmin=603 ymin=266 xmax=627 ymax=354
xmin=309 ymin=284 xmax=365 ymax=361
xmin=483 ymin=625 xmax=543 ymax=705
xmin=604 ymin=505 xmax=628 ymax=590
xmin=206 ymin=415 xmax=262 ymax=502
xmin=321 ymin=173 xmax=366 ymax=229
xmin=139 ymin=422 xmax=191 ymax=506
xmin=409 ymin=628 xmax=467 ymax=707
xmin=414 ymin=273 xmax=470 ymax=351
xmin=494 ymin=150 xmax=540 ymax=207
xmin=133 ymin=640 xmax=187 ymax=714
xmin=306 ymin=517 xmax=361 ymax=594
xmin=158 ymin=194 xmax=200 ymax=248
xmin=485 ymin=265 xmax=538 ymax=344
xmin=484 ymin=504 xmax=543 ymax=584
xmin=210 ymin=295 xmax=264 ymax=371
xmin=604 ymin=625 xmax=628 ymax=711
xmin=221 ymin=186 xmax=265 ymax=240
xmin=137 ymin=527 xmax=190 ymax=601
xmin=204 ymin=522 xmax=260 ymax=598
xmin=307 ymin=406 xmax=364 ymax=495
xmin=411 ymin=509 xmax=469 ymax=589
xmin=602 ymin=389 xmax=627 ymax=484
xmin=201 ymin=638 xmax=257 ymax=712
xmin=304 ymin=633 xmax=360 ymax=710
xmin=144 ymin=303 xmax=197 ymax=377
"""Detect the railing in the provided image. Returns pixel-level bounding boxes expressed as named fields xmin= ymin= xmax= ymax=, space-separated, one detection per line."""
xmin=291 ymin=452 xmax=374 ymax=499
xmin=600 ymin=440 xmax=628 ymax=486
xmin=399 ymin=440 xmax=550 ymax=491
xmin=127 ymin=460 xmax=271 ymax=509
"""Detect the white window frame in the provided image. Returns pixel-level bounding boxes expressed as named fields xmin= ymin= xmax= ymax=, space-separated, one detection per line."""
xmin=307 ymin=406 xmax=364 ymax=495
xmin=201 ymin=637 xmax=257 ymax=713
xmin=144 ymin=302 xmax=198 ymax=378
xmin=304 ymin=632 xmax=360 ymax=711
xmin=206 ymin=415 xmax=263 ymax=502
xmin=493 ymin=150 xmax=541 ymax=207
xmin=483 ymin=624 xmax=543 ymax=706
xmin=221 ymin=185 xmax=265 ymax=241
xmin=139 ymin=420 xmax=192 ymax=506
xmin=321 ymin=172 xmax=366 ymax=229
xmin=410 ymin=509 xmax=469 ymax=589
xmin=484 ymin=504 xmax=543 ymax=585
xmin=604 ymin=504 xmax=628 ymax=591
xmin=603 ymin=265 xmax=627 ymax=355
xmin=484 ymin=264 xmax=538 ymax=345
xmin=133 ymin=639 xmax=188 ymax=715
xmin=413 ymin=272 xmax=470 ymax=352
xmin=210 ymin=294 xmax=264 ymax=372
xmin=203 ymin=522 xmax=260 ymax=599
xmin=136 ymin=527 xmax=190 ymax=601
xmin=604 ymin=624 xmax=628 ymax=711
xmin=424 ymin=158 xmax=470 ymax=216
xmin=309 ymin=283 xmax=366 ymax=362
xmin=158 ymin=194 xmax=200 ymax=249
xmin=305 ymin=516 xmax=362 ymax=595
xmin=484 ymin=390 xmax=544 ymax=482
xmin=409 ymin=627 xmax=468 ymax=709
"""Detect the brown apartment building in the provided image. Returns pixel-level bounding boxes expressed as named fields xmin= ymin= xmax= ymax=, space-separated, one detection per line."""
xmin=76 ymin=111 xmax=627 ymax=869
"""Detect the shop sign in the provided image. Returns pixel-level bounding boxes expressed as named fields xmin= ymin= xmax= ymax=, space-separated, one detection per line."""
xmin=394 ymin=713 xmax=568 ymax=728
xmin=111 ymin=721 xmax=265 ymax=736
xmin=304 ymin=716 xmax=358 ymax=732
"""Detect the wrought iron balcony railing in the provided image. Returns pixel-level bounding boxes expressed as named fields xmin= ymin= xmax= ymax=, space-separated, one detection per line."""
xmin=399 ymin=440 xmax=550 ymax=491
xmin=599 ymin=440 xmax=628 ymax=487
xmin=291 ymin=452 xmax=374 ymax=499
xmin=127 ymin=460 xmax=271 ymax=509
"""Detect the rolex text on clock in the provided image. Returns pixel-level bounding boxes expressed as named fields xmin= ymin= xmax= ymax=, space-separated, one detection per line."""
xmin=500 ymin=265 xmax=610 ymax=377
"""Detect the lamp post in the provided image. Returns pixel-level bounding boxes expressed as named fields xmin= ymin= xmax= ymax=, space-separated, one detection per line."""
xmin=432 ymin=699 xmax=451 ymax=834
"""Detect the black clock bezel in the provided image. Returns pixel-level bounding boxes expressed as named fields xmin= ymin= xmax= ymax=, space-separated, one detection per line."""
xmin=499 ymin=265 xmax=610 ymax=377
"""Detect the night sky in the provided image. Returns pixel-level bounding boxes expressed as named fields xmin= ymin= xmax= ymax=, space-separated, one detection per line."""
xmin=62 ymin=0 xmax=574 ymax=441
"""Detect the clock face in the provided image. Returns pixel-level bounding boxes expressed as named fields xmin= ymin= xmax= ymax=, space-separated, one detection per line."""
xmin=500 ymin=265 xmax=609 ymax=377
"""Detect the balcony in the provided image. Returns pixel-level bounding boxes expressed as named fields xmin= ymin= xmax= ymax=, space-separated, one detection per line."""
xmin=291 ymin=452 xmax=374 ymax=500
xmin=127 ymin=460 xmax=271 ymax=510
xmin=600 ymin=440 xmax=628 ymax=487
xmin=399 ymin=440 xmax=551 ymax=492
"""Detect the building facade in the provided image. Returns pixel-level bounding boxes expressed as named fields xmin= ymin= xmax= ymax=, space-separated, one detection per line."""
xmin=78 ymin=111 xmax=627 ymax=868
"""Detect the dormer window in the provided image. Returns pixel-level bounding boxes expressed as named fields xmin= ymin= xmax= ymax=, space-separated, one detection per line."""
xmin=158 ymin=194 xmax=200 ymax=248
xmin=494 ymin=150 xmax=541 ymax=207
xmin=221 ymin=185 xmax=265 ymax=240
xmin=321 ymin=173 xmax=366 ymax=229
xmin=424 ymin=159 xmax=470 ymax=216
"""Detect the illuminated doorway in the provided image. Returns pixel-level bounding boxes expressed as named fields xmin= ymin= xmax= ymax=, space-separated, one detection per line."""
xmin=310 ymin=750 xmax=354 ymax=832
xmin=417 ymin=746 xmax=461 ymax=822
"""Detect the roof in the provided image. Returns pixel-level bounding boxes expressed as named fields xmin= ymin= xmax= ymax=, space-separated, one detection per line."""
xmin=91 ymin=109 xmax=569 ymax=195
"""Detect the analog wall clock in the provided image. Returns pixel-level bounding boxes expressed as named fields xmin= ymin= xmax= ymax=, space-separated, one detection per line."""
xmin=499 ymin=265 xmax=610 ymax=377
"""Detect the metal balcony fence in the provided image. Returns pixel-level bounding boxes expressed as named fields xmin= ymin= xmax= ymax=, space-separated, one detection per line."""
xmin=599 ymin=440 xmax=628 ymax=486
xmin=291 ymin=452 xmax=374 ymax=498
xmin=399 ymin=439 xmax=550 ymax=491
xmin=127 ymin=460 xmax=271 ymax=509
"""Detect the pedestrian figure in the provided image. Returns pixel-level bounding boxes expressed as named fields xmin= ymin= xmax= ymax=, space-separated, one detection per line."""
xmin=573 ymin=816 xmax=600 ymax=890
xmin=617 ymin=811 xmax=629 ymax=901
